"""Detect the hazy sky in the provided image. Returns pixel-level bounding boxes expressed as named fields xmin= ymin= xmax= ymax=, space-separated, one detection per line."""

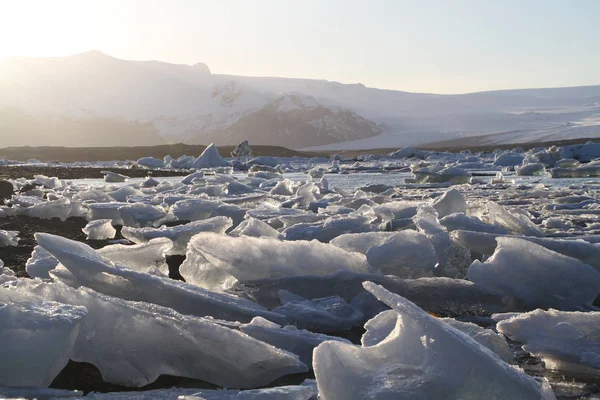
xmin=1 ymin=0 xmax=599 ymax=94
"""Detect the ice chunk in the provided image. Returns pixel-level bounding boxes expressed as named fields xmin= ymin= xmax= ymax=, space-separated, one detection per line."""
xmin=0 ymin=265 xmax=16 ymax=284
xmin=87 ymin=202 xmax=129 ymax=225
xmin=494 ymin=152 xmax=525 ymax=167
xmin=279 ymin=212 xmax=374 ymax=242
xmin=181 ymin=171 xmax=205 ymax=184
xmin=273 ymin=291 xmax=364 ymax=333
xmin=365 ymin=230 xmax=437 ymax=278
xmin=516 ymin=163 xmax=546 ymax=176
xmin=121 ymin=217 xmax=232 ymax=255
xmin=312 ymin=282 xmax=555 ymax=400
xmin=229 ymin=217 xmax=280 ymax=238
xmin=431 ymin=188 xmax=467 ymax=218
xmin=137 ymin=157 xmax=165 ymax=169
xmin=82 ymin=219 xmax=116 ymax=240
xmin=330 ymin=232 xmax=395 ymax=254
xmin=187 ymin=233 xmax=377 ymax=281
xmin=241 ymin=317 xmax=350 ymax=367
xmin=543 ymin=217 xmax=573 ymax=230
xmin=270 ymin=179 xmax=295 ymax=196
xmin=485 ymin=201 xmax=543 ymax=237
xmin=172 ymin=198 xmax=246 ymax=227
xmin=0 ymin=280 xmax=305 ymax=388
xmin=0 ymin=229 xmax=19 ymax=247
xmin=362 ymin=309 xmax=513 ymax=361
xmin=108 ymin=186 xmax=144 ymax=202
xmin=441 ymin=213 xmax=510 ymax=234
xmin=468 ymin=237 xmax=600 ymax=310
xmin=118 ymin=203 xmax=167 ymax=228
xmin=141 ymin=176 xmax=160 ymax=188
xmin=192 ymin=143 xmax=229 ymax=169
xmin=497 ymin=309 xmax=600 ymax=374
xmin=101 ymin=171 xmax=129 ymax=183
xmin=97 ymin=238 xmax=173 ymax=275
xmin=26 ymin=246 xmax=59 ymax=279
xmin=0 ymin=299 xmax=86 ymax=387
xmin=35 ymin=233 xmax=288 ymax=324
xmin=26 ymin=197 xmax=72 ymax=221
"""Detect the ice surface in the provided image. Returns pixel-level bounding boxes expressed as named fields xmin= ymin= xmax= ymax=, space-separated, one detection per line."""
xmin=273 ymin=291 xmax=364 ymax=333
xmin=0 ymin=387 xmax=82 ymax=399
xmin=364 ymin=230 xmax=437 ymax=278
xmin=240 ymin=316 xmax=350 ymax=366
xmin=229 ymin=217 xmax=280 ymax=238
xmin=181 ymin=171 xmax=205 ymax=184
xmin=82 ymin=386 xmax=316 ymax=400
xmin=312 ymin=282 xmax=555 ymax=400
xmin=82 ymin=219 xmax=116 ymax=240
xmin=497 ymin=309 xmax=600 ymax=374
xmin=186 ymin=233 xmax=376 ymax=282
xmin=0 ymin=298 xmax=86 ymax=387
xmin=108 ymin=186 xmax=144 ymax=202
xmin=35 ymin=233 xmax=288 ymax=324
xmin=96 ymin=238 xmax=173 ymax=275
xmin=468 ymin=237 xmax=600 ymax=310
xmin=0 ymin=229 xmax=19 ymax=247
xmin=121 ymin=217 xmax=233 ymax=255
xmin=101 ymin=171 xmax=129 ymax=183
xmin=192 ymin=143 xmax=229 ymax=169
xmin=485 ymin=201 xmax=543 ymax=237
xmin=0 ymin=279 xmax=305 ymax=388
xmin=431 ymin=188 xmax=467 ymax=218
xmin=330 ymin=232 xmax=395 ymax=254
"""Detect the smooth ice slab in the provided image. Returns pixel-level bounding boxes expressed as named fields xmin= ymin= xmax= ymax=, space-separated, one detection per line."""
xmin=121 ymin=217 xmax=232 ymax=255
xmin=0 ymin=299 xmax=86 ymax=387
xmin=431 ymin=188 xmax=467 ymax=218
xmin=468 ymin=237 xmax=600 ymax=310
xmin=35 ymin=233 xmax=287 ymax=324
xmin=330 ymin=232 xmax=395 ymax=255
xmin=0 ymin=280 xmax=306 ymax=388
xmin=312 ymin=282 xmax=556 ymax=400
xmin=187 ymin=233 xmax=377 ymax=281
xmin=497 ymin=309 xmax=600 ymax=375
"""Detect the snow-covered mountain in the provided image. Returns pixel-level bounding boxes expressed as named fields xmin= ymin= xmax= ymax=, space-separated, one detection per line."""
xmin=1 ymin=51 xmax=599 ymax=149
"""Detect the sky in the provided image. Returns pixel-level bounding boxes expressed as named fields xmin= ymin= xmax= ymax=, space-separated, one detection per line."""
xmin=0 ymin=0 xmax=599 ymax=94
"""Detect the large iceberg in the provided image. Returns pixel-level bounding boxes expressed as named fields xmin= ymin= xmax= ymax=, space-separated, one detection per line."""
xmin=0 ymin=298 xmax=86 ymax=387
xmin=313 ymin=282 xmax=555 ymax=400
xmin=35 ymin=233 xmax=288 ymax=324
xmin=186 ymin=233 xmax=377 ymax=282
xmin=0 ymin=280 xmax=306 ymax=388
